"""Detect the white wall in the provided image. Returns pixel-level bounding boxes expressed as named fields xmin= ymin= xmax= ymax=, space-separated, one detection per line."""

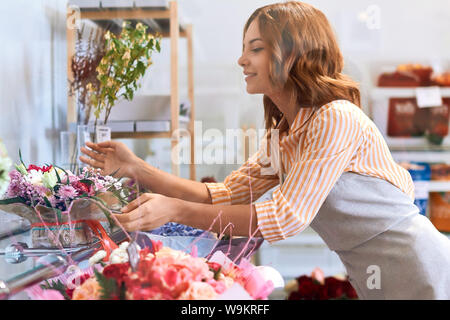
xmin=0 ymin=0 xmax=67 ymax=166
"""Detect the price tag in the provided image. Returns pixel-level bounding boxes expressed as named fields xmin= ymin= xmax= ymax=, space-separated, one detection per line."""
xmin=96 ymin=126 xmax=111 ymax=143
xmin=415 ymin=86 xmax=443 ymax=108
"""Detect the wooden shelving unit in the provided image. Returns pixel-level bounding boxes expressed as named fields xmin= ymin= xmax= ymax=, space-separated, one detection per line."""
xmin=66 ymin=1 xmax=196 ymax=179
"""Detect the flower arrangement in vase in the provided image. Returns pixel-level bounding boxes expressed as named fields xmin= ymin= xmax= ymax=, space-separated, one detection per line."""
xmin=0 ymin=152 xmax=134 ymax=248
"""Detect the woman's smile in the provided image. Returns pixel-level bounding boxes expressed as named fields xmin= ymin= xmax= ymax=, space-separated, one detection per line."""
xmin=245 ymin=73 xmax=257 ymax=81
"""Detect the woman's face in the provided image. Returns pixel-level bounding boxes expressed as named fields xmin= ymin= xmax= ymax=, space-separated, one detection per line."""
xmin=238 ymin=20 xmax=273 ymax=95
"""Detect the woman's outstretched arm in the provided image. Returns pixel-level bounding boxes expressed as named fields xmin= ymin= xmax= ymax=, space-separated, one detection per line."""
xmin=114 ymin=192 xmax=262 ymax=238
xmin=129 ymin=156 xmax=213 ymax=203
xmin=80 ymin=141 xmax=212 ymax=203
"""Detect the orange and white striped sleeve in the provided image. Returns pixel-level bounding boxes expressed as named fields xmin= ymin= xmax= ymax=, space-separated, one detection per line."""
xmin=255 ymin=105 xmax=364 ymax=243
xmin=204 ymin=137 xmax=280 ymax=205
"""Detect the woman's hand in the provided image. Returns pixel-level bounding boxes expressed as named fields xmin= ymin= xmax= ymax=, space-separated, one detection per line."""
xmin=79 ymin=141 xmax=140 ymax=179
xmin=113 ymin=193 xmax=183 ymax=232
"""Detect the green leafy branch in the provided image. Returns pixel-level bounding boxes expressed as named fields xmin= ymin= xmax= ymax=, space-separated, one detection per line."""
xmin=88 ymin=22 xmax=161 ymax=125
xmin=94 ymin=268 xmax=120 ymax=300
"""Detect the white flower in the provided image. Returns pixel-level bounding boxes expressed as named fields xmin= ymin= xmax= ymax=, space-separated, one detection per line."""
xmin=88 ymin=250 xmax=107 ymax=266
xmin=104 ymin=176 xmax=115 ymax=183
xmin=42 ymin=169 xmax=58 ymax=189
xmin=25 ymin=170 xmax=43 ymax=186
xmin=54 ymin=167 xmax=67 ymax=181
xmin=119 ymin=241 xmax=130 ymax=250
xmin=109 ymin=247 xmax=129 ymax=264
xmin=109 ymin=241 xmax=141 ymax=264
xmin=0 ymin=158 xmax=11 ymax=173
xmin=0 ymin=157 xmax=11 ymax=195
xmin=15 ymin=163 xmax=27 ymax=176
xmin=0 ymin=141 xmax=12 ymax=195
xmin=114 ymin=182 xmax=122 ymax=190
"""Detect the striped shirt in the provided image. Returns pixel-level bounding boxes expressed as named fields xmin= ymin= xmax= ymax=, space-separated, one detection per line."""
xmin=205 ymin=100 xmax=415 ymax=243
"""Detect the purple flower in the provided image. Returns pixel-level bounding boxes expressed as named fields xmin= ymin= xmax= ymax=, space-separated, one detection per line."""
xmin=6 ymin=170 xmax=25 ymax=198
xmin=57 ymin=185 xmax=78 ymax=200
xmin=67 ymin=175 xmax=78 ymax=184
xmin=34 ymin=185 xmax=51 ymax=198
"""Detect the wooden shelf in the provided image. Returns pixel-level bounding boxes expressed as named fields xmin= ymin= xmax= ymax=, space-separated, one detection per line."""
xmin=111 ymin=130 xmax=191 ymax=140
xmin=391 ymin=150 xmax=450 ymax=163
xmin=71 ymin=1 xmax=188 ymax=37
xmin=80 ymin=8 xmax=170 ymax=20
xmin=112 ymin=131 xmax=171 ymax=139
xmin=67 ymin=1 xmax=196 ymax=179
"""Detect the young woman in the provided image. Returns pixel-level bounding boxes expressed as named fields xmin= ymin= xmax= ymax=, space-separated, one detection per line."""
xmin=80 ymin=2 xmax=450 ymax=299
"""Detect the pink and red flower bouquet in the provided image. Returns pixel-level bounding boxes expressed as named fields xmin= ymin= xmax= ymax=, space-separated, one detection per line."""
xmin=28 ymin=239 xmax=282 ymax=300
xmin=0 ymin=155 xmax=134 ymax=248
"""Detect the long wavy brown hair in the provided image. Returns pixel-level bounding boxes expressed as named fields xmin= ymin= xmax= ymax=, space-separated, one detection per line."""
xmin=244 ymin=1 xmax=361 ymax=133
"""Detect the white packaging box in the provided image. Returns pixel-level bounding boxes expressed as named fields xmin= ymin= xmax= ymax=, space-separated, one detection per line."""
xmin=69 ymin=0 xmax=101 ymax=8
xmin=87 ymin=121 xmax=135 ymax=132
xmin=100 ymin=0 xmax=135 ymax=8
xmin=135 ymin=0 xmax=169 ymax=8
xmin=135 ymin=120 xmax=170 ymax=132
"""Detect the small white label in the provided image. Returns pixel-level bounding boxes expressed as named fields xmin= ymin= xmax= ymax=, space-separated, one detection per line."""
xmin=96 ymin=126 xmax=111 ymax=143
xmin=415 ymin=86 xmax=443 ymax=108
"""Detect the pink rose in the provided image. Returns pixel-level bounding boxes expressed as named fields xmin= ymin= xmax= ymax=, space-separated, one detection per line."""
xmin=207 ymin=279 xmax=227 ymax=294
xmin=178 ymin=282 xmax=218 ymax=300
xmin=128 ymin=286 xmax=173 ymax=300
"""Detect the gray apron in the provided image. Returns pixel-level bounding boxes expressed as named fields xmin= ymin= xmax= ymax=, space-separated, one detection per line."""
xmin=310 ymin=172 xmax=450 ymax=300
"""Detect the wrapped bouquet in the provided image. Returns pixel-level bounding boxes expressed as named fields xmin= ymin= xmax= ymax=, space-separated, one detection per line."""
xmin=28 ymin=239 xmax=282 ymax=300
xmin=0 ymin=154 xmax=130 ymax=248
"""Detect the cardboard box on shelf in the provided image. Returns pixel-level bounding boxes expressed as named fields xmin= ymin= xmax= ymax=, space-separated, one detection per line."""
xmin=430 ymin=192 xmax=450 ymax=232
xmin=387 ymin=97 xmax=450 ymax=137
xmin=431 ymin=164 xmax=450 ymax=181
